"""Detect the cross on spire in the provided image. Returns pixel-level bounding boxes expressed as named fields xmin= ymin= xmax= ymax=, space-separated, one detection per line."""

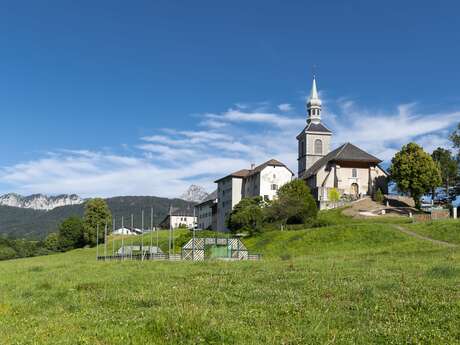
xmin=306 ymin=74 xmax=322 ymax=124
xmin=311 ymin=64 xmax=318 ymax=78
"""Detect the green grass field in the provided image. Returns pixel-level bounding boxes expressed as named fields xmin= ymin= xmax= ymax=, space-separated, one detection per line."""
xmin=0 ymin=211 xmax=459 ymax=344
xmin=406 ymin=219 xmax=460 ymax=245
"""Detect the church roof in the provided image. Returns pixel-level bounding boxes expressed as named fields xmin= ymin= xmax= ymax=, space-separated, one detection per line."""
xmin=303 ymin=142 xmax=382 ymax=178
xmin=305 ymin=122 xmax=332 ymax=133
xmin=297 ymin=122 xmax=332 ymax=138
xmin=214 ymin=159 xmax=293 ymax=183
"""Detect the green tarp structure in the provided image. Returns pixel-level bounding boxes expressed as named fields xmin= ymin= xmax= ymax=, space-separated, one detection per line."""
xmin=208 ymin=245 xmax=231 ymax=258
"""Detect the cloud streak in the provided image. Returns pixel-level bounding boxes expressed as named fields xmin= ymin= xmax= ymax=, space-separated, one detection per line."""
xmin=0 ymin=98 xmax=458 ymax=198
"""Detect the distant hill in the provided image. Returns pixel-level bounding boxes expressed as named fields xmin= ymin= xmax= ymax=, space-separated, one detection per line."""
xmin=0 ymin=196 xmax=195 ymax=239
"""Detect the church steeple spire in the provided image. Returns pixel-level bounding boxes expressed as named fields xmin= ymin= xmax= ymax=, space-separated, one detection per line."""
xmin=307 ymin=76 xmax=322 ymax=124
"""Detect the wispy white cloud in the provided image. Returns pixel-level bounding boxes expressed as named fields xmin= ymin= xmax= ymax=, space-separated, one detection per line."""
xmin=0 ymin=98 xmax=458 ymax=198
xmin=331 ymin=102 xmax=459 ymax=161
xmin=278 ymin=103 xmax=293 ymax=112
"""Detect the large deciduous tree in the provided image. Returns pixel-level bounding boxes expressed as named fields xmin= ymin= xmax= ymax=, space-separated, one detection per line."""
xmin=431 ymin=147 xmax=458 ymax=192
xmin=267 ymin=179 xmax=317 ymax=225
xmin=389 ymin=143 xmax=441 ymax=209
xmin=58 ymin=216 xmax=85 ymax=250
xmin=82 ymin=198 xmax=112 ymax=246
xmin=450 ymin=123 xmax=460 ymax=159
xmin=226 ymin=196 xmax=265 ymax=236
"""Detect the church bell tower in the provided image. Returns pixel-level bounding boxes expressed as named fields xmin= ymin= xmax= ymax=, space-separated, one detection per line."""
xmin=297 ymin=76 xmax=332 ymax=178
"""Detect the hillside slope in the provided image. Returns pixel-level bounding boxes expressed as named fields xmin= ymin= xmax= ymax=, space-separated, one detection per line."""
xmin=0 ymin=216 xmax=458 ymax=344
xmin=0 ymin=196 xmax=194 ymax=239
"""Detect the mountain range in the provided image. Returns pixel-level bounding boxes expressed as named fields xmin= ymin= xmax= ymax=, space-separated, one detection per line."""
xmin=0 ymin=185 xmax=209 ymax=211
xmin=0 ymin=193 xmax=84 ymax=210
xmin=0 ymin=186 xmax=209 ymax=239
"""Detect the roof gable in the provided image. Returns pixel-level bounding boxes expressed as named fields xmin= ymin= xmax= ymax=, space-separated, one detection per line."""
xmin=303 ymin=143 xmax=382 ymax=178
xmin=248 ymin=159 xmax=294 ymax=176
xmin=334 ymin=143 xmax=381 ymax=163
xmin=214 ymin=159 xmax=293 ymax=183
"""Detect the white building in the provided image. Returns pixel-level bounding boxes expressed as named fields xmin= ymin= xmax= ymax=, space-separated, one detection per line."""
xmin=298 ymin=77 xmax=388 ymax=207
xmin=215 ymin=159 xmax=294 ymax=231
xmin=112 ymin=227 xmax=143 ymax=236
xmin=195 ymin=191 xmax=217 ymax=230
xmin=159 ymin=210 xmax=197 ymax=230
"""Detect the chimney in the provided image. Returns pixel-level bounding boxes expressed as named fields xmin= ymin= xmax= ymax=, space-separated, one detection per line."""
xmin=250 ymin=163 xmax=255 ymax=170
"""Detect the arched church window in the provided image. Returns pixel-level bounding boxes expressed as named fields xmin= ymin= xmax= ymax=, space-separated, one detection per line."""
xmin=314 ymin=139 xmax=322 ymax=154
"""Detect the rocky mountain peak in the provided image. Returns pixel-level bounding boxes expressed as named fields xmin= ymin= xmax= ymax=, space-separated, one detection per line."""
xmin=179 ymin=185 xmax=209 ymax=203
xmin=0 ymin=193 xmax=84 ymax=211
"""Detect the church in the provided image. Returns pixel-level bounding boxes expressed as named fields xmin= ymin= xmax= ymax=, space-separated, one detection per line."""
xmin=297 ymin=77 xmax=388 ymax=208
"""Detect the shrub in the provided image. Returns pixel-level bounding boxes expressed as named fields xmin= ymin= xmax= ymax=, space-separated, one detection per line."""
xmin=328 ymin=188 xmax=340 ymax=202
xmin=44 ymin=232 xmax=60 ymax=251
xmin=374 ymin=188 xmax=384 ymax=203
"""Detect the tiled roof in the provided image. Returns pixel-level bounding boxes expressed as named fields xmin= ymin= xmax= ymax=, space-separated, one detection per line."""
xmin=248 ymin=159 xmax=294 ymax=176
xmin=303 ymin=142 xmax=382 ymax=178
xmin=214 ymin=159 xmax=293 ymax=183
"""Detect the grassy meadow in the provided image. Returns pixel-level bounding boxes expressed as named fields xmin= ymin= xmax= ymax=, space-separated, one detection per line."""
xmin=407 ymin=219 xmax=460 ymax=245
xmin=0 ymin=210 xmax=459 ymax=344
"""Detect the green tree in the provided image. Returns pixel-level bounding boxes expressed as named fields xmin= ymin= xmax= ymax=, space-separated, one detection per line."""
xmin=267 ymin=179 xmax=317 ymax=226
xmin=44 ymin=232 xmax=60 ymax=251
xmin=328 ymin=188 xmax=340 ymax=203
xmin=389 ymin=143 xmax=442 ymax=209
xmin=82 ymin=198 xmax=112 ymax=246
xmin=450 ymin=123 xmax=460 ymax=159
xmin=0 ymin=245 xmax=16 ymax=261
xmin=373 ymin=188 xmax=384 ymax=203
xmin=226 ymin=197 xmax=265 ymax=236
xmin=431 ymin=147 xmax=458 ymax=192
xmin=58 ymin=217 xmax=85 ymax=250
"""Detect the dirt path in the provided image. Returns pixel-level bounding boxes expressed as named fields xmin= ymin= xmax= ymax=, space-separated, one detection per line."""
xmin=392 ymin=225 xmax=458 ymax=248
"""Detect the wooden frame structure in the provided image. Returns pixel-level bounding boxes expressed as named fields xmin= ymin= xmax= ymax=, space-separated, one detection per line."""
xmin=181 ymin=237 xmax=260 ymax=261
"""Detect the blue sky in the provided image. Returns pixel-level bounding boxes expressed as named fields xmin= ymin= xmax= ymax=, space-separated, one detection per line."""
xmin=0 ymin=0 xmax=459 ymax=197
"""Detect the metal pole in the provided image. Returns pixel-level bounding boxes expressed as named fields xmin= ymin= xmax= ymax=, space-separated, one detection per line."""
xmin=112 ymin=217 xmax=115 ymax=257
xmin=121 ymin=216 xmax=124 ymax=259
xmin=131 ymin=214 xmax=134 ymax=260
xmin=155 ymin=208 xmax=159 ymax=249
xmin=104 ymin=220 xmax=108 ymax=261
xmin=150 ymin=207 xmax=153 ymax=259
xmin=141 ymin=209 xmax=144 ymax=261
xmin=96 ymin=223 xmax=99 ymax=261
xmin=192 ymin=207 xmax=196 ymax=261
xmin=172 ymin=212 xmax=175 ymax=256
xmin=168 ymin=205 xmax=172 ymax=257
